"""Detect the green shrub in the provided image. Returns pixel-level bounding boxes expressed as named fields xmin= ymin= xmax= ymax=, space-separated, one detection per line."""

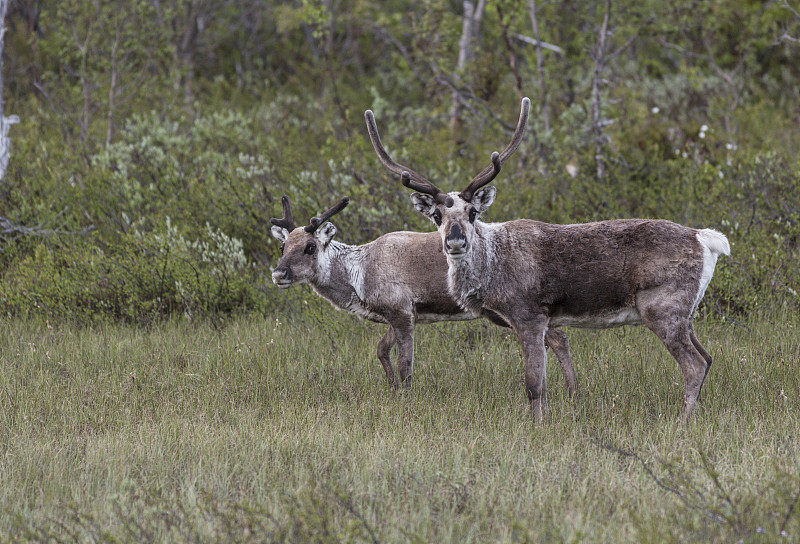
xmin=0 ymin=220 xmax=275 ymax=324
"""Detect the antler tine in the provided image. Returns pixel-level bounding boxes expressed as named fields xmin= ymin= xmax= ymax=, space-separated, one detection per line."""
xmin=305 ymin=196 xmax=350 ymax=233
xmin=399 ymin=171 xmax=449 ymax=204
xmin=364 ymin=110 xmax=448 ymax=203
xmin=498 ymin=96 xmax=530 ymax=162
xmin=269 ymin=195 xmax=296 ymax=231
xmin=460 ymin=97 xmax=531 ymax=201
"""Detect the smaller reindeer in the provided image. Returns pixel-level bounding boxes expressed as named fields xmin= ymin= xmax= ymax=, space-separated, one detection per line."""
xmin=270 ymin=195 xmax=578 ymax=393
xmin=366 ymin=97 xmax=730 ymax=423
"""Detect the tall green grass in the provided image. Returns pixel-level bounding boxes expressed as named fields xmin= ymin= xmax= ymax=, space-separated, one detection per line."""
xmin=0 ymin=306 xmax=798 ymax=542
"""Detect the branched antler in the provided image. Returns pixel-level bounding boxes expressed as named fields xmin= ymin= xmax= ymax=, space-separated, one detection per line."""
xmin=270 ymin=195 xmax=350 ymax=234
xmin=269 ymin=195 xmax=296 ymax=231
xmin=305 ymin=197 xmax=350 ymax=233
xmin=460 ymin=97 xmax=530 ymax=201
xmin=364 ymin=110 xmax=449 ymax=204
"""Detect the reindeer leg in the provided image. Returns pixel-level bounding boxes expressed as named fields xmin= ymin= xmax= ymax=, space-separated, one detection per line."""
xmin=689 ymin=325 xmax=713 ymax=402
xmin=377 ymin=326 xmax=398 ymax=389
xmin=640 ymin=304 xmax=708 ymax=423
xmin=392 ymin=317 xmax=415 ymax=388
xmin=545 ymin=328 xmax=579 ymax=399
xmin=511 ymin=314 xmax=549 ymax=422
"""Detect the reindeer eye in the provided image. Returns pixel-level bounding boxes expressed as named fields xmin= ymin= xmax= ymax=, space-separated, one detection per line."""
xmin=304 ymin=242 xmax=316 ymax=255
xmin=469 ymin=208 xmax=478 ymax=223
xmin=432 ymin=209 xmax=442 ymax=226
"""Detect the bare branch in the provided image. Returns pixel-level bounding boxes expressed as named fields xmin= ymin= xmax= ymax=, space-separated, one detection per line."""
xmin=512 ymin=33 xmax=564 ymax=55
xmin=592 ymin=440 xmax=731 ymax=526
xmin=776 ymin=30 xmax=800 ymax=44
xmin=0 ymin=215 xmax=95 ymax=249
xmin=780 ymin=0 xmax=800 ymax=19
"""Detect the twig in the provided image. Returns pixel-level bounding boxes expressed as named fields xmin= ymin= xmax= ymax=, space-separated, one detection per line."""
xmin=779 ymin=480 xmax=800 ymax=535
xmin=328 ymin=488 xmax=381 ymax=544
xmin=512 ymin=33 xmax=564 ymax=54
xmin=592 ymin=439 xmax=731 ymax=526
xmin=497 ymin=3 xmax=523 ymax=97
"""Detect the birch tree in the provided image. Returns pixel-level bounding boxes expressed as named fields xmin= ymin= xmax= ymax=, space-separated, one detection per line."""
xmin=528 ymin=0 xmax=549 ymax=134
xmin=589 ymin=0 xmax=651 ymax=180
xmin=0 ymin=0 xmax=19 ymax=180
xmin=450 ymin=0 xmax=486 ymax=136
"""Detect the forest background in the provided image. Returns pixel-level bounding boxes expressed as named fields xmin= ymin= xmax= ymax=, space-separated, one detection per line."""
xmin=1 ymin=2 xmax=800 ymax=542
xmin=0 ymin=0 xmax=799 ymax=323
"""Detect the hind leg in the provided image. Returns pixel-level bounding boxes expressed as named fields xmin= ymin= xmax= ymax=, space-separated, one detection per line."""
xmin=377 ymin=326 xmax=398 ymax=389
xmin=545 ymin=328 xmax=579 ymax=399
xmin=391 ymin=317 xmax=415 ymax=388
xmin=640 ymin=305 xmax=709 ymax=423
xmin=689 ymin=325 xmax=713 ymax=401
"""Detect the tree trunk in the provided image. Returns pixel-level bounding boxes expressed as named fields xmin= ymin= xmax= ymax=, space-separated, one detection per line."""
xmin=0 ymin=0 xmax=19 ymax=180
xmin=591 ymin=0 xmax=611 ymax=181
xmin=529 ymin=0 xmax=550 ymax=134
xmin=450 ymin=0 xmax=486 ymax=138
xmin=107 ymin=15 xmax=120 ymax=146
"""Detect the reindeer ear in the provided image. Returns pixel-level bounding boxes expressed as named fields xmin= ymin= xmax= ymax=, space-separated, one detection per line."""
xmin=315 ymin=222 xmax=337 ymax=246
xmin=410 ymin=192 xmax=437 ymax=218
xmin=271 ymin=225 xmax=290 ymax=243
xmin=472 ymin=186 xmax=497 ymax=214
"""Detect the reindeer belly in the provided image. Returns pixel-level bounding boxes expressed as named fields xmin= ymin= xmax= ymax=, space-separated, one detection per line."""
xmin=416 ymin=312 xmax=476 ymax=324
xmin=414 ymin=298 xmax=477 ymax=324
xmin=549 ymin=307 xmax=643 ymax=329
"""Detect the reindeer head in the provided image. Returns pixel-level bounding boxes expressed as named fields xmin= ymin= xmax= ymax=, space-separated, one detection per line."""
xmin=365 ymin=98 xmax=529 ymax=260
xmin=269 ymin=195 xmax=350 ymax=288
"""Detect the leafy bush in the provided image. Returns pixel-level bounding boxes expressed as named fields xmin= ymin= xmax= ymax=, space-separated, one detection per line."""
xmin=1 ymin=1 xmax=799 ymax=324
xmin=0 ymin=219 xmax=274 ymax=324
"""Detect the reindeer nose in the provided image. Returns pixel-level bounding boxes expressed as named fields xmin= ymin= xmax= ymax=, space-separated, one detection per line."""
xmin=445 ymin=223 xmax=467 ymax=254
xmin=272 ymin=267 xmax=294 ymax=287
xmin=445 ymin=237 xmax=466 ymax=253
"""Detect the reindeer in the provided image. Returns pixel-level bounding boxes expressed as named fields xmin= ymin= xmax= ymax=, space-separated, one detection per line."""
xmin=365 ymin=97 xmax=730 ymax=423
xmin=269 ymin=195 xmax=578 ymax=393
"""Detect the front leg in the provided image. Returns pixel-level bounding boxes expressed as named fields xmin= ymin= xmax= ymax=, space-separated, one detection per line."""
xmin=510 ymin=314 xmax=550 ymax=422
xmin=377 ymin=326 xmax=398 ymax=388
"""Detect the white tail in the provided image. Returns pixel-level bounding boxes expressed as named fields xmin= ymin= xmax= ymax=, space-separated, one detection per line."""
xmin=697 ymin=229 xmax=731 ymax=257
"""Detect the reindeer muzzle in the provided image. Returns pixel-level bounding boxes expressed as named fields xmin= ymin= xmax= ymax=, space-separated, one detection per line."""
xmin=444 ymin=223 xmax=468 ymax=257
xmin=272 ymin=267 xmax=294 ymax=289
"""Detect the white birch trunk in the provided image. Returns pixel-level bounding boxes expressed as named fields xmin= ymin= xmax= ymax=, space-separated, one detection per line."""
xmin=591 ymin=0 xmax=611 ymax=181
xmin=529 ymin=0 xmax=550 ymax=134
xmin=0 ymin=0 xmax=19 ymax=180
xmin=450 ymin=0 xmax=486 ymax=136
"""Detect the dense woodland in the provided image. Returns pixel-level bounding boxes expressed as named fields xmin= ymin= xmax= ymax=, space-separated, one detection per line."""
xmin=0 ymin=0 xmax=799 ymax=324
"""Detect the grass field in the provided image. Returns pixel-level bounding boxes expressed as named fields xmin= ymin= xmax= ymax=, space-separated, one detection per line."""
xmin=0 ymin=302 xmax=798 ymax=543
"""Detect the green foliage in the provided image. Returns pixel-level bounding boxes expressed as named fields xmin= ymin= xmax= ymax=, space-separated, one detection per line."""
xmin=0 ymin=221 xmax=272 ymax=324
xmin=1 ymin=0 xmax=799 ymax=324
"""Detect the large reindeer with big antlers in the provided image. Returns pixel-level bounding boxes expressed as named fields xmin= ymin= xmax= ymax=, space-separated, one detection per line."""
xmin=270 ymin=195 xmax=578 ymax=393
xmin=365 ymin=97 xmax=730 ymax=423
